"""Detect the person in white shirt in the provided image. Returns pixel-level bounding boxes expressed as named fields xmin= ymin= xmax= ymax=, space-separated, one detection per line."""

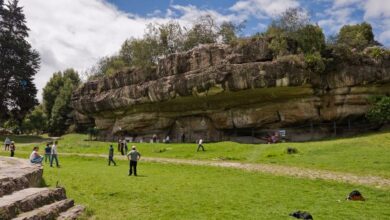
xmin=30 ymin=146 xmax=43 ymax=164
xmin=197 ymin=138 xmax=205 ymax=152
xmin=50 ymin=141 xmax=60 ymax=167
xmin=4 ymin=137 xmax=11 ymax=151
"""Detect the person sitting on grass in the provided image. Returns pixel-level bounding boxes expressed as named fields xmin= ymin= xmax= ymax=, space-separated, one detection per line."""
xmin=30 ymin=146 xmax=43 ymax=164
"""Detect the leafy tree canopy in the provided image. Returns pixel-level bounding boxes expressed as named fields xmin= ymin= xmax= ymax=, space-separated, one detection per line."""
xmin=42 ymin=69 xmax=80 ymax=136
xmin=0 ymin=0 xmax=40 ymax=124
xmin=337 ymin=22 xmax=377 ymax=50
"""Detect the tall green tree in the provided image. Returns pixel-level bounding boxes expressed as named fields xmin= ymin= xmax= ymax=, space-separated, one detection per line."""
xmin=183 ymin=15 xmax=219 ymax=50
xmin=219 ymin=21 xmax=245 ymax=44
xmin=43 ymin=69 xmax=80 ymax=135
xmin=21 ymin=104 xmax=47 ymax=134
xmin=0 ymin=0 xmax=40 ymax=124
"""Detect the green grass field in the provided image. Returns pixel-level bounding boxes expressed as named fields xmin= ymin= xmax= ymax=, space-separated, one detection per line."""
xmin=1 ymin=132 xmax=390 ymax=219
xmin=4 ymin=131 xmax=390 ymax=177
xmin=15 ymin=155 xmax=390 ymax=220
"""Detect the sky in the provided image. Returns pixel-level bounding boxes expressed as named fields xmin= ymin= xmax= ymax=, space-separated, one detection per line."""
xmin=17 ymin=0 xmax=390 ymax=100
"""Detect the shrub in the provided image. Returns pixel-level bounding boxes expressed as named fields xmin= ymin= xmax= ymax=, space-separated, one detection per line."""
xmin=337 ymin=22 xmax=375 ymax=50
xmin=304 ymin=52 xmax=325 ymax=73
xmin=286 ymin=147 xmax=298 ymax=154
xmin=367 ymin=96 xmax=390 ymax=124
xmin=295 ymin=24 xmax=325 ymax=54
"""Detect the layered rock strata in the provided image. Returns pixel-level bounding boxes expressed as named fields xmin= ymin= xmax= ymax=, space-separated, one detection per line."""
xmin=72 ymin=40 xmax=390 ymax=142
xmin=0 ymin=156 xmax=85 ymax=219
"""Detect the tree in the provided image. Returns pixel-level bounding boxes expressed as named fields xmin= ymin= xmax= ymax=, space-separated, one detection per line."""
xmin=219 ymin=21 xmax=245 ymax=44
xmin=143 ymin=21 xmax=185 ymax=55
xmin=49 ymin=78 xmax=76 ymax=135
xmin=337 ymin=22 xmax=376 ymax=50
xmin=295 ymin=24 xmax=325 ymax=54
xmin=43 ymin=72 xmax=64 ymax=119
xmin=42 ymin=69 xmax=80 ymax=135
xmin=367 ymin=96 xmax=390 ymax=124
xmin=271 ymin=8 xmax=310 ymax=33
xmin=21 ymin=104 xmax=47 ymax=134
xmin=183 ymin=15 xmax=219 ymax=50
xmin=0 ymin=0 xmax=40 ymax=124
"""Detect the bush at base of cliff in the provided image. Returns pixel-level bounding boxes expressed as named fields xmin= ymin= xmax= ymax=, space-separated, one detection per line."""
xmin=367 ymin=96 xmax=390 ymax=124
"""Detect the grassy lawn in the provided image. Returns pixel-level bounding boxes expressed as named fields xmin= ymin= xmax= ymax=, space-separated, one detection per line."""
xmin=35 ymin=156 xmax=390 ymax=220
xmin=0 ymin=134 xmax=50 ymax=144
xmin=5 ymin=131 xmax=390 ymax=178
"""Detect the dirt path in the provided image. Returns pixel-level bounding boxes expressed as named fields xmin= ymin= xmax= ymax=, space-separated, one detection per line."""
xmin=60 ymin=152 xmax=390 ymax=189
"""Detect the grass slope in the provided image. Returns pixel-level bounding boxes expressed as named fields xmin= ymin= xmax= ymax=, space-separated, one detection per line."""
xmin=38 ymin=156 xmax=389 ymax=220
xmin=4 ymin=131 xmax=390 ymax=178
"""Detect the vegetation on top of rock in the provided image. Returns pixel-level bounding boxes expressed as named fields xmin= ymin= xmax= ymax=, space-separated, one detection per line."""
xmin=85 ymin=15 xmax=244 ymax=78
xmin=337 ymin=22 xmax=379 ymax=50
xmin=84 ymin=7 xmax=388 ymax=81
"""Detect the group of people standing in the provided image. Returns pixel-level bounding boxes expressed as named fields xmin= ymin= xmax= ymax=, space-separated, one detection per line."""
xmin=29 ymin=141 xmax=60 ymax=167
xmin=117 ymin=139 xmax=128 ymax=155
xmin=3 ymin=137 xmax=16 ymax=157
xmin=110 ymin=137 xmax=205 ymax=176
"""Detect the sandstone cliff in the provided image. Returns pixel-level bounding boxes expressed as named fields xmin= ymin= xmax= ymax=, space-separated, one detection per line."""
xmin=72 ymin=39 xmax=390 ymax=142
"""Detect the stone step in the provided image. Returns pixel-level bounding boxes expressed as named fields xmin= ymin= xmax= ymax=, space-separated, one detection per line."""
xmin=0 ymin=176 xmax=30 ymax=197
xmin=0 ymin=157 xmax=43 ymax=197
xmin=0 ymin=187 xmax=66 ymax=219
xmin=13 ymin=199 xmax=74 ymax=220
xmin=57 ymin=205 xmax=85 ymax=220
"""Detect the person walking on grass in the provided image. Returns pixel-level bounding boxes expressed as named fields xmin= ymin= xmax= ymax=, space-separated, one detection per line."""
xmin=44 ymin=143 xmax=51 ymax=163
xmin=197 ymin=138 xmax=205 ymax=152
xmin=124 ymin=140 xmax=128 ymax=155
xmin=30 ymin=146 xmax=43 ymax=164
xmin=4 ymin=137 xmax=11 ymax=151
xmin=50 ymin=141 xmax=60 ymax=167
xmin=108 ymin=145 xmax=116 ymax=166
xmin=127 ymin=146 xmax=141 ymax=176
xmin=10 ymin=141 xmax=16 ymax=157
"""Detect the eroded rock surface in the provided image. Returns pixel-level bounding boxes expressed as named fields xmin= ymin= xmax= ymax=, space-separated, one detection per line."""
xmin=0 ymin=156 xmax=85 ymax=220
xmin=72 ymin=41 xmax=390 ymax=142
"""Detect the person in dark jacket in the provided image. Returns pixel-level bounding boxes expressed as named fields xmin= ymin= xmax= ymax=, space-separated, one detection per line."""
xmin=44 ymin=143 xmax=51 ymax=163
xmin=10 ymin=141 xmax=16 ymax=157
xmin=108 ymin=145 xmax=116 ymax=166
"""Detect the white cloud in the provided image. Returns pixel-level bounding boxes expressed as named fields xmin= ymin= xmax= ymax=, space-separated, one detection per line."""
xmin=332 ymin=0 xmax=362 ymax=8
xmin=170 ymin=4 xmax=243 ymax=25
xmin=19 ymin=0 xmax=157 ymax=100
xmin=318 ymin=7 xmax=357 ymax=33
xmin=18 ymin=0 xmax=241 ymax=101
xmin=230 ymin=0 xmax=300 ymax=19
xmin=363 ymin=0 xmax=390 ymax=19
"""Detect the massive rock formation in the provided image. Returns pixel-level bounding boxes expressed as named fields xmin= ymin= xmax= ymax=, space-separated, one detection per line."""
xmin=72 ymin=39 xmax=390 ymax=142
